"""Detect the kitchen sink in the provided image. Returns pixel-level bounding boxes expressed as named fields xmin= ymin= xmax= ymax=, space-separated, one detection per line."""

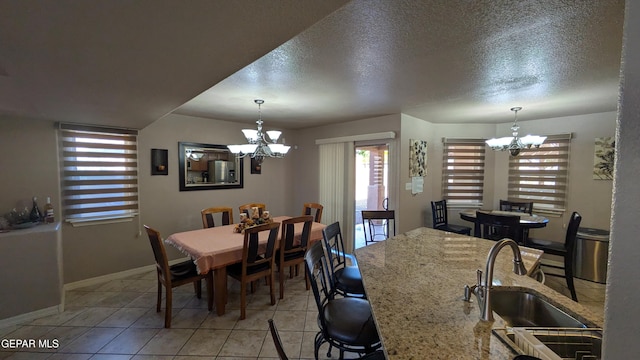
xmin=506 ymin=328 xmax=602 ymax=360
xmin=490 ymin=288 xmax=587 ymax=328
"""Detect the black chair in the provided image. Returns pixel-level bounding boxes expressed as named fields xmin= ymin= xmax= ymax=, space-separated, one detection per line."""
xmin=475 ymin=211 xmax=521 ymax=242
xmin=499 ymin=200 xmax=534 ymax=241
xmin=276 ymin=215 xmax=313 ymax=299
xmin=268 ymin=318 xmax=386 ymax=360
xmin=144 ymin=225 xmax=213 ymax=328
xmin=302 ymin=202 xmax=324 ymax=223
xmin=322 ymin=221 xmax=366 ymax=298
xmin=499 ymin=200 xmax=533 ymax=215
xmin=526 ymin=211 xmax=582 ymax=302
xmin=431 ymin=200 xmax=472 ymax=235
xmin=227 ymin=221 xmax=280 ymax=319
xmin=362 ymin=210 xmax=396 ymax=245
xmin=201 ymin=206 xmax=234 ymax=228
xmin=304 ymin=241 xmax=382 ymax=359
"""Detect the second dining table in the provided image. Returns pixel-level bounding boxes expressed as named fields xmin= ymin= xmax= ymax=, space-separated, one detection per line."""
xmin=459 ymin=209 xmax=549 ymax=244
xmin=165 ymin=215 xmax=326 ymax=315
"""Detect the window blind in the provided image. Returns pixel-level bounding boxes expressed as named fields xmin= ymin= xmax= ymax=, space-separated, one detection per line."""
xmin=59 ymin=124 xmax=139 ymax=223
xmin=442 ymin=138 xmax=486 ymax=207
xmin=507 ymin=134 xmax=572 ymax=215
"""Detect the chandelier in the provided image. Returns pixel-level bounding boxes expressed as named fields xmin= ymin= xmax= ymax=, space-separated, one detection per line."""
xmin=227 ymin=99 xmax=291 ymax=164
xmin=485 ymin=107 xmax=546 ymax=156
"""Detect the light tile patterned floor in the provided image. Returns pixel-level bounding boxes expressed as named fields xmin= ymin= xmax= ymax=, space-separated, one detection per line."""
xmin=1 ymin=264 xmax=605 ymax=359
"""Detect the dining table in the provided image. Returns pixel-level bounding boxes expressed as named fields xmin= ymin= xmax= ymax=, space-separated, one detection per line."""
xmin=459 ymin=209 xmax=549 ymax=244
xmin=165 ymin=215 xmax=326 ymax=315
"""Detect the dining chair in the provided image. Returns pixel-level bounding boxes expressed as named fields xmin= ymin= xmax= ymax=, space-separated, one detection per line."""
xmin=144 ymin=225 xmax=213 ymax=328
xmin=239 ymin=203 xmax=267 ymax=217
xmin=322 ymin=221 xmax=366 ymax=298
xmin=362 ymin=210 xmax=396 ymax=244
xmin=304 ymin=241 xmax=382 ymax=359
xmin=499 ymin=200 xmax=534 ymax=215
xmin=525 ymin=211 xmax=582 ymax=301
xmin=430 ymin=199 xmax=472 ymax=235
xmin=201 ymin=206 xmax=234 ymax=228
xmin=302 ymin=202 xmax=324 ymax=223
xmin=276 ymin=215 xmax=313 ymax=299
xmin=475 ymin=211 xmax=521 ymax=242
xmin=226 ymin=221 xmax=280 ymax=319
xmin=499 ymin=200 xmax=534 ymax=242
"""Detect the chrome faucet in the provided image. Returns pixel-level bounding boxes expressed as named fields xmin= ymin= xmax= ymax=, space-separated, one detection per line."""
xmin=470 ymin=239 xmax=527 ymax=321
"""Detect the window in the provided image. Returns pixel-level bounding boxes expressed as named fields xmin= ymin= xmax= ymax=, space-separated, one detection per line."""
xmin=59 ymin=124 xmax=139 ymax=224
xmin=442 ymin=138 xmax=486 ymax=207
xmin=507 ymin=134 xmax=572 ymax=216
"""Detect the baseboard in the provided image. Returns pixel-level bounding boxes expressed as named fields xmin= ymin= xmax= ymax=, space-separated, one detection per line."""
xmin=0 ymin=306 xmax=59 ymax=329
xmin=0 ymin=258 xmax=190 ymax=329
xmin=63 ymin=257 xmax=190 ymax=291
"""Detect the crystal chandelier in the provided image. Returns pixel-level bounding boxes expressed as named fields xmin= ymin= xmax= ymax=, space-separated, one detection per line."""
xmin=485 ymin=107 xmax=546 ymax=156
xmin=227 ymin=99 xmax=291 ymax=164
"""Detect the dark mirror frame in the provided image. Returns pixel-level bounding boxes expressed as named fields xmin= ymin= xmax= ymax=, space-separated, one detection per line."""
xmin=178 ymin=142 xmax=244 ymax=191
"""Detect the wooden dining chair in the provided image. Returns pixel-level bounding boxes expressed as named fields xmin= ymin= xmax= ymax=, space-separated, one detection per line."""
xmin=144 ymin=225 xmax=213 ymax=328
xmin=277 ymin=215 xmax=314 ymax=299
xmin=201 ymin=206 xmax=234 ymax=228
xmin=226 ymin=221 xmax=280 ymax=319
xmin=431 ymin=199 xmax=472 ymax=235
xmin=361 ymin=210 xmax=396 ymax=244
xmin=302 ymin=202 xmax=323 ymax=223
xmin=526 ymin=211 xmax=582 ymax=301
xmin=499 ymin=200 xmax=534 ymax=215
xmin=239 ymin=203 xmax=267 ymax=217
xmin=475 ymin=212 xmax=521 ymax=242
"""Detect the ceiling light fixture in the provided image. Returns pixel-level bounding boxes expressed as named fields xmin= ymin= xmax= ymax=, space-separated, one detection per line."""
xmin=485 ymin=107 xmax=546 ymax=156
xmin=228 ymin=99 xmax=290 ymax=164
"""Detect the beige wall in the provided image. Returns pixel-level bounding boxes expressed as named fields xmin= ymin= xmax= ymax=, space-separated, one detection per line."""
xmin=0 ymin=113 xmax=296 ymax=285
xmin=0 ymin=109 xmax=617 ymax=290
xmin=492 ymin=112 xmax=616 ymax=240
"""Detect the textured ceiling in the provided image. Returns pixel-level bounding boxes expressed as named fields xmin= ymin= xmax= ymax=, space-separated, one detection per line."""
xmin=0 ymin=1 xmax=625 ymax=130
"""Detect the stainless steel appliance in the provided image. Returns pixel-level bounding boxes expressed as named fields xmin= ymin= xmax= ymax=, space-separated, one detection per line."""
xmin=209 ymin=160 xmax=236 ymax=183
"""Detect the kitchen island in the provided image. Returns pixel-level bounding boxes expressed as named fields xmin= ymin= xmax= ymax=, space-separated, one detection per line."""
xmin=354 ymin=227 xmax=603 ymax=359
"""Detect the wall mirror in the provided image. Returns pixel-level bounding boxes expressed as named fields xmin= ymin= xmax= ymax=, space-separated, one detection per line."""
xmin=178 ymin=142 xmax=243 ymax=191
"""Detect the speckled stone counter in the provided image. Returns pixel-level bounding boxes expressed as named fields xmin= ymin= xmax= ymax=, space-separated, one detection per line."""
xmin=354 ymin=228 xmax=603 ymax=360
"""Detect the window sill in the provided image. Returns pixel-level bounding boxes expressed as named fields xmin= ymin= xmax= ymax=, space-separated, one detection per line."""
xmin=66 ymin=214 xmax=137 ymax=227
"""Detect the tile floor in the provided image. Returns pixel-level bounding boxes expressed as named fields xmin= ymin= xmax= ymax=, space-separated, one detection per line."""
xmin=0 ymin=263 xmax=605 ymax=360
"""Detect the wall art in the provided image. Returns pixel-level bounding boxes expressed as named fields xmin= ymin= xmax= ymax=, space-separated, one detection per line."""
xmin=593 ymin=137 xmax=615 ymax=180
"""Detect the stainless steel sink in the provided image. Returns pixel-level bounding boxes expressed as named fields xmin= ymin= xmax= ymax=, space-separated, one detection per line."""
xmin=490 ymin=288 xmax=587 ymax=328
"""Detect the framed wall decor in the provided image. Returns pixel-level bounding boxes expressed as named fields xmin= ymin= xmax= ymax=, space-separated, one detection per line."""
xmin=151 ymin=148 xmax=168 ymax=175
xmin=593 ymin=137 xmax=615 ymax=180
xmin=409 ymin=139 xmax=427 ymax=177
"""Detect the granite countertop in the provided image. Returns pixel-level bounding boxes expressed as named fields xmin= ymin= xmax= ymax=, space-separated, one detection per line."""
xmin=354 ymin=227 xmax=603 ymax=360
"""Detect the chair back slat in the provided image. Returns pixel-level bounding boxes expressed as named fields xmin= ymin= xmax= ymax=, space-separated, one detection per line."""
xmin=302 ymin=202 xmax=323 ymax=223
xmin=239 ymin=203 xmax=267 ymax=217
xmin=242 ymin=222 xmax=280 ymax=271
xmin=201 ymin=207 xmax=234 ymax=228
xmin=282 ymin=215 xmax=313 ymax=251
xmin=305 ymin=241 xmax=334 ymax=312
xmin=322 ymin=221 xmax=347 ymax=274
xmin=476 ymin=211 xmax=521 ymax=242
xmin=431 ymin=200 xmax=448 ymax=228
xmin=499 ymin=200 xmax=534 ymax=215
